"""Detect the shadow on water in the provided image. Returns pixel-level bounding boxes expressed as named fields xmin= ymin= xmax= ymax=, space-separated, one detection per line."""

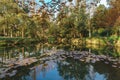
xmin=2 ymin=57 xmax=120 ymax=80
xmin=59 ymin=58 xmax=120 ymax=80
xmin=0 ymin=43 xmax=120 ymax=80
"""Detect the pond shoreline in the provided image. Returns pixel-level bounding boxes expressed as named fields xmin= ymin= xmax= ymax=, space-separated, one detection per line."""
xmin=0 ymin=37 xmax=120 ymax=47
xmin=0 ymin=57 xmax=38 ymax=79
xmin=1 ymin=50 xmax=120 ymax=79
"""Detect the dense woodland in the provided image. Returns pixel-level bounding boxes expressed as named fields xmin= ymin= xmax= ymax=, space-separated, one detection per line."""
xmin=0 ymin=0 xmax=120 ymax=44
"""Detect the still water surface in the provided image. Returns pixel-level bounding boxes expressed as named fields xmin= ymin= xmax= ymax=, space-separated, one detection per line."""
xmin=0 ymin=44 xmax=120 ymax=80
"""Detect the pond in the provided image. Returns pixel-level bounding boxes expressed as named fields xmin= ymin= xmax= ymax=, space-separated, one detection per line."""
xmin=0 ymin=43 xmax=120 ymax=80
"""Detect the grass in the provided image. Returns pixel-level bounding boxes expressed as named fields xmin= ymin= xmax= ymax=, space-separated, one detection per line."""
xmin=0 ymin=37 xmax=31 ymax=46
xmin=0 ymin=37 xmax=25 ymax=41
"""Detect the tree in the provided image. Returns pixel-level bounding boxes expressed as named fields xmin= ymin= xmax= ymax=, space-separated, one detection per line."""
xmin=91 ymin=0 xmax=120 ymax=37
xmin=91 ymin=5 xmax=108 ymax=36
xmin=0 ymin=0 xmax=28 ymax=38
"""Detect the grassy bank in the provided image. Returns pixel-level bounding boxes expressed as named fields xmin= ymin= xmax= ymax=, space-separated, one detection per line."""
xmin=71 ymin=37 xmax=120 ymax=47
xmin=0 ymin=36 xmax=120 ymax=47
xmin=0 ymin=37 xmax=32 ymax=46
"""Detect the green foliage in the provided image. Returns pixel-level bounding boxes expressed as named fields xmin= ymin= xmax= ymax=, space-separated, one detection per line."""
xmin=48 ymin=37 xmax=56 ymax=43
xmin=0 ymin=37 xmax=24 ymax=41
xmin=0 ymin=0 xmax=120 ymax=45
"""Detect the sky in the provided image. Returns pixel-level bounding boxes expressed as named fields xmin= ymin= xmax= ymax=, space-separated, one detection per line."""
xmin=36 ymin=0 xmax=51 ymax=3
xmin=36 ymin=0 xmax=108 ymax=7
xmin=99 ymin=0 xmax=109 ymax=7
xmin=34 ymin=0 xmax=109 ymax=18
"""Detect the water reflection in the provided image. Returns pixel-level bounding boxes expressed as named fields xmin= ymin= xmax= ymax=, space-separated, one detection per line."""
xmin=0 ymin=43 xmax=120 ymax=80
xmin=59 ymin=44 xmax=120 ymax=57
xmin=57 ymin=58 xmax=109 ymax=80
xmin=8 ymin=57 xmax=119 ymax=80
xmin=0 ymin=43 xmax=120 ymax=65
xmin=0 ymin=44 xmax=50 ymax=66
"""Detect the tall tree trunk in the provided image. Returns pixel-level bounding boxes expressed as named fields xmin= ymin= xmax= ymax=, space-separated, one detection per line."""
xmin=6 ymin=21 xmax=9 ymax=37
xmin=22 ymin=47 xmax=25 ymax=58
xmin=10 ymin=30 xmax=13 ymax=38
xmin=22 ymin=28 xmax=24 ymax=38
xmin=88 ymin=19 xmax=91 ymax=38
xmin=3 ymin=27 xmax=6 ymax=36
xmin=22 ymin=0 xmax=24 ymax=7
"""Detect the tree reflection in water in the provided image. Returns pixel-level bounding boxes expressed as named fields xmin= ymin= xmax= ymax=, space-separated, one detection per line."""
xmin=57 ymin=58 xmax=112 ymax=80
xmin=0 ymin=43 xmax=120 ymax=80
xmin=57 ymin=58 xmax=88 ymax=80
